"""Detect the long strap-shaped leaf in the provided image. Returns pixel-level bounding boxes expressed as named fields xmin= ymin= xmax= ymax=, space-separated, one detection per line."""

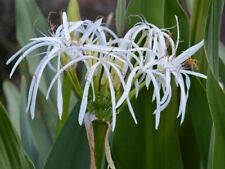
xmin=207 ymin=70 xmax=225 ymax=169
xmin=44 ymin=103 xmax=89 ymax=169
xmin=0 ymin=103 xmax=34 ymax=169
xmin=205 ymin=0 xmax=224 ymax=79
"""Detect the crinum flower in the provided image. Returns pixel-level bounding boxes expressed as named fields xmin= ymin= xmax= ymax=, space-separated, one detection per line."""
xmin=8 ymin=12 xmax=138 ymax=131
xmin=46 ymin=37 xmax=141 ymax=130
xmin=116 ymin=18 xmax=207 ymax=129
xmin=157 ymin=40 xmax=206 ymax=124
xmin=116 ymin=20 xmax=176 ymax=129
xmin=7 ymin=12 xmax=122 ymax=124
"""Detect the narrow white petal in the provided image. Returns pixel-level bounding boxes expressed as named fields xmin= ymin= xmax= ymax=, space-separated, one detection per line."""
xmin=174 ymin=73 xmax=186 ymax=123
xmin=94 ymin=25 xmax=107 ymax=44
xmin=102 ymin=64 xmax=117 ymax=131
xmin=161 ymin=31 xmax=176 ymax=58
xmin=101 ymin=27 xmax=118 ymax=39
xmin=57 ymin=76 xmax=63 ymax=119
xmin=26 ymin=74 xmax=37 ymax=112
xmin=31 ymin=37 xmax=64 ymax=46
xmin=175 ymin=15 xmax=180 ymax=49
xmin=135 ymin=80 xmax=139 ymax=98
xmin=79 ymin=63 xmax=100 ymax=125
xmin=7 ymin=40 xmax=39 ymax=64
xmin=160 ymin=87 xmax=172 ymax=112
xmin=181 ymin=69 xmax=207 ymax=79
xmin=57 ymin=55 xmax=63 ymax=119
xmin=145 ymin=74 xmax=151 ymax=89
xmin=174 ymin=41 xmax=204 ymax=65
xmin=30 ymin=48 xmax=59 ymax=118
xmin=160 ymin=71 xmax=171 ymax=105
xmin=9 ymin=42 xmax=52 ymax=78
xmin=62 ymin=12 xmax=70 ymax=44
xmin=126 ymin=98 xmax=138 ymax=124
xmin=158 ymin=33 xmax=167 ymax=57
xmin=184 ymin=73 xmax=191 ymax=91
xmin=116 ymin=66 xmax=140 ymax=108
xmin=69 ymin=21 xmax=84 ymax=32
xmin=147 ymin=70 xmax=161 ymax=129
xmin=81 ymin=19 xmax=102 ymax=44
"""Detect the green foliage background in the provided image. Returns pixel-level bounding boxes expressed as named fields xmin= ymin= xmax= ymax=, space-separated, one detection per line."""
xmin=1 ymin=0 xmax=225 ymax=168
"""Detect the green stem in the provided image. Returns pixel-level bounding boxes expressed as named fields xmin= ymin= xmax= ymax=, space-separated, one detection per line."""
xmin=61 ymin=55 xmax=83 ymax=99
xmin=92 ymin=121 xmax=108 ymax=169
xmin=85 ymin=119 xmax=116 ymax=169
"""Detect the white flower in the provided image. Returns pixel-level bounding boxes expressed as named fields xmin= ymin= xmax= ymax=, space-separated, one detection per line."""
xmin=8 ymin=12 xmax=207 ymax=131
xmin=7 ymin=12 xmax=120 ymax=122
xmin=116 ymin=19 xmax=207 ymax=129
xmin=116 ymin=21 xmax=175 ymax=128
xmin=46 ymin=42 xmax=138 ymax=131
xmin=157 ymin=40 xmax=207 ymax=124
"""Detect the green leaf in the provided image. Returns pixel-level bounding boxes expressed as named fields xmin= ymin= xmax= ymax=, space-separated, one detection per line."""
xmin=0 ymin=103 xmax=34 ymax=169
xmin=182 ymin=0 xmax=193 ymax=14
xmin=190 ymin=0 xmax=211 ymax=74
xmin=190 ymin=0 xmax=211 ymax=44
xmin=15 ymin=1 xmax=59 ymax=164
xmin=187 ymin=78 xmax=212 ymax=168
xmin=127 ymin=0 xmax=165 ymax=27
xmin=179 ymin=113 xmax=201 ymax=169
xmin=113 ymin=87 xmax=183 ymax=169
xmin=56 ymin=75 xmax=74 ymax=134
xmin=20 ymin=77 xmax=40 ymax=169
xmin=219 ymin=65 xmax=225 ymax=92
xmin=219 ymin=41 xmax=225 ymax=65
xmin=15 ymin=0 xmax=55 ymax=99
xmin=115 ymin=0 xmax=127 ymax=36
xmin=206 ymin=70 xmax=225 ymax=169
xmin=204 ymin=0 xmax=224 ymax=79
xmin=15 ymin=0 xmax=48 ymax=76
xmin=204 ymin=2 xmax=225 ymax=167
xmin=114 ymin=1 xmax=190 ymax=169
xmin=44 ymin=103 xmax=89 ymax=169
xmin=15 ymin=0 xmax=47 ymax=46
xmin=3 ymin=78 xmax=52 ymax=169
xmin=67 ymin=0 xmax=80 ymax=21
xmin=3 ymin=81 xmax=21 ymax=136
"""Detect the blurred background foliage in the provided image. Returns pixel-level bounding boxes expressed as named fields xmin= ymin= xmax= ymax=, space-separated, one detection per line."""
xmin=0 ymin=0 xmax=225 ymax=169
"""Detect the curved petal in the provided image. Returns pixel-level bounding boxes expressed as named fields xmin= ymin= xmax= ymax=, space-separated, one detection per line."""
xmin=79 ymin=62 xmax=100 ymax=125
xmin=116 ymin=66 xmax=140 ymax=108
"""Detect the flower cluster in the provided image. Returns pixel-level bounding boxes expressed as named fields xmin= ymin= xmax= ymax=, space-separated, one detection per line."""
xmin=7 ymin=12 xmax=206 ymax=130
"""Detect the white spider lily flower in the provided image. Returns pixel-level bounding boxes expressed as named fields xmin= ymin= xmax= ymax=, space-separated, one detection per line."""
xmin=116 ymin=22 xmax=174 ymax=129
xmin=46 ymin=49 xmax=137 ymax=131
xmin=7 ymin=12 xmax=120 ymax=121
xmin=158 ymin=40 xmax=207 ymax=123
xmin=116 ymin=18 xmax=206 ymax=129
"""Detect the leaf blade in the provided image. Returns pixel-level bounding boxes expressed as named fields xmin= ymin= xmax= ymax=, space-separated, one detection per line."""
xmin=0 ymin=103 xmax=34 ymax=169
